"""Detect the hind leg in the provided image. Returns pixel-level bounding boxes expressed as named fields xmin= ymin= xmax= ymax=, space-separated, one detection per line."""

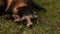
xmin=5 ymin=0 xmax=12 ymax=11
xmin=25 ymin=16 xmax=33 ymax=27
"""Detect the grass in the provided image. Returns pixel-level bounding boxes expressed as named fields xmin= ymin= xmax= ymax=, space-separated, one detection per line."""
xmin=0 ymin=0 xmax=60 ymax=34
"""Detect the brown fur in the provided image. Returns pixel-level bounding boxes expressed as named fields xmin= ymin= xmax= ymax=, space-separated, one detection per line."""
xmin=5 ymin=0 xmax=13 ymax=11
xmin=5 ymin=0 xmax=34 ymax=27
xmin=6 ymin=0 xmax=27 ymax=14
xmin=13 ymin=0 xmax=27 ymax=14
xmin=0 ymin=0 xmax=4 ymax=6
xmin=13 ymin=0 xmax=33 ymax=26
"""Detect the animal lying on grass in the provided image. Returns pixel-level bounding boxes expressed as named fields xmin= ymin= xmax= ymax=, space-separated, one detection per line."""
xmin=0 ymin=0 xmax=46 ymax=27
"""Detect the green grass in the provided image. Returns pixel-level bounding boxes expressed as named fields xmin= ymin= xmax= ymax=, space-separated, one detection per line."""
xmin=0 ymin=0 xmax=60 ymax=34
